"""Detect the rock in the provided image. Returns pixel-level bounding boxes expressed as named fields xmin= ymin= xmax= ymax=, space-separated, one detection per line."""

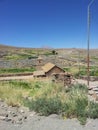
xmin=0 ymin=111 xmax=8 ymax=117
xmin=24 ymin=116 xmax=27 ymax=119
xmin=11 ymin=119 xmax=16 ymax=124
xmin=0 ymin=100 xmax=31 ymax=125
xmin=29 ymin=112 xmax=36 ymax=117
xmin=95 ymin=91 xmax=98 ymax=94
xmin=20 ymin=109 xmax=24 ymax=113
xmin=6 ymin=114 xmax=8 ymax=117
xmin=93 ymin=88 xmax=98 ymax=91
xmin=49 ymin=114 xmax=60 ymax=119
xmin=5 ymin=118 xmax=12 ymax=122
xmin=88 ymin=87 xmax=93 ymax=90
xmin=10 ymin=111 xmax=18 ymax=117
xmin=88 ymin=90 xmax=94 ymax=95
xmin=8 ymin=110 xmax=11 ymax=114
xmin=1 ymin=104 xmax=5 ymax=107
xmin=18 ymin=117 xmax=23 ymax=121
xmin=12 ymin=113 xmax=17 ymax=117
xmin=0 ymin=116 xmax=6 ymax=120
xmin=16 ymin=120 xmax=23 ymax=125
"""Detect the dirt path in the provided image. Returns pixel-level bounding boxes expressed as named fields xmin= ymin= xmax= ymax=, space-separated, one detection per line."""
xmin=0 ymin=75 xmax=34 ymax=81
xmin=75 ymin=79 xmax=98 ymax=88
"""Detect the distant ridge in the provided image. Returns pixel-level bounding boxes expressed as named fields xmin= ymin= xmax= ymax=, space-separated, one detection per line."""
xmin=0 ymin=43 xmax=98 ymax=50
xmin=0 ymin=43 xmax=29 ymax=49
xmin=0 ymin=44 xmax=21 ymax=50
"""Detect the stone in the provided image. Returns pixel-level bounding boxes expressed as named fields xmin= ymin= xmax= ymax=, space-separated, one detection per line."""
xmin=1 ymin=104 xmax=5 ymax=107
xmin=0 ymin=111 xmax=8 ymax=117
xmin=12 ymin=113 xmax=18 ymax=117
xmin=20 ymin=109 xmax=24 ymax=113
xmin=18 ymin=117 xmax=22 ymax=121
xmin=5 ymin=118 xmax=12 ymax=122
xmin=29 ymin=112 xmax=36 ymax=117
xmin=88 ymin=90 xmax=94 ymax=95
xmin=93 ymin=88 xmax=98 ymax=91
xmin=49 ymin=114 xmax=60 ymax=119
xmin=8 ymin=110 xmax=11 ymax=113
xmin=0 ymin=116 xmax=6 ymax=120
xmin=11 ymin=119 xmax=16 ymax=124
xmin=24 ymin=116 xmax=27 ymax=119
xmin=16 ymin=120 xmax=23 ymax=125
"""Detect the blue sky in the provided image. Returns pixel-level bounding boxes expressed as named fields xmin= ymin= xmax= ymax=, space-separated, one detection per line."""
xmin=0 ymin=0 xmax=98 ymax=48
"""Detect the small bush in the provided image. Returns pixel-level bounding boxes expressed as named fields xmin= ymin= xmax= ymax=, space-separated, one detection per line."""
xmin=87 ymin=102 xmax=98 ymax=119
xmin=78 ymin=116 xmax=87 ymax=125
xmin=75 ymin=97 xmax=88 ymax=117
xmin=70 ymin=83 xmax=88 ymax=93
xmin=24 ymin=83 xmax=89 ymax=125
xmin=62 ymin=84 xmax=88 ymax=124
xmin=24 ymin=96 xmax=62 ymax=116
xmin=63 ymin=67 xmax=70 ymax=72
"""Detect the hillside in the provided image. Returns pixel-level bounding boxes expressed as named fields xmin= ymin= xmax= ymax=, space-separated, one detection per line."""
xmin=0 ymin=44 xmax=98 ymax=75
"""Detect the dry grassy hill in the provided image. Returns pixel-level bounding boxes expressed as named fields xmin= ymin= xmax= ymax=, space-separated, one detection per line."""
xmin=0 ymin=44 xmax=98 ymax=74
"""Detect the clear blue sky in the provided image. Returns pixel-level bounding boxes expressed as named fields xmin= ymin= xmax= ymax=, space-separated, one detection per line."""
xmin=0 ymin=0 xmax=98 ymax=48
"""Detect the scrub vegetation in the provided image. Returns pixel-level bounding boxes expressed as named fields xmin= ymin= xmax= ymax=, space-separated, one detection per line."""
xmin=0 ymin=80 xmax=98 ymax=125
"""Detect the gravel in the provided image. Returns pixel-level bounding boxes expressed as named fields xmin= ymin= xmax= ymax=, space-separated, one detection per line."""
xmin=0 ymin=99 xmax=98 ymax=130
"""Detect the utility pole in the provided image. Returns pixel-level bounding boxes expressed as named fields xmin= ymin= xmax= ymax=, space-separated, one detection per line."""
xmin=87 ymin=0 xmax=94 ymax=86
xmin=78 ymin=50 xmax=80 ymax=76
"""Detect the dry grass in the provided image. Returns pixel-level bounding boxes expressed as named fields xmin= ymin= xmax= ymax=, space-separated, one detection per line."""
xmin=0 ymin=80 xmax=31 ymax=106
xmin=1 ymin=78 xmax=98 ymax=125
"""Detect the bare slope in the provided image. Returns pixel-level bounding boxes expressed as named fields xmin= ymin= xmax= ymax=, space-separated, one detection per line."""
xmin=0 ymin=44 xmax=98 ymax=69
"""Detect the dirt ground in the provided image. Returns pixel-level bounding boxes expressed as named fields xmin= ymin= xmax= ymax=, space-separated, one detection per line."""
xmin=0 ymin=75 xmax=34 ymax=81
xmin=75 ymin=79 xmax=98 ymax=88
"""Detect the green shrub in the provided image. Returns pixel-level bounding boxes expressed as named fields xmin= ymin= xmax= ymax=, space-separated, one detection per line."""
xmin=75 ymin=97 xmax=88 ymax=117
xmin=71 ymin=83 xmax=88 ymax=93
xmin=87 ymin=102 xmax=98 ymax=119
xmin=24 ymin=83 xmax=89 ymax=125
xmin=75 ymin=66 xmax=98 ymax=77
xmin=63 ymin=67 xmax=70 ymax=72
xmin=62 ymin=96 xmax=88 ymax=117
xmin=24 ymin=96 xmax=62 ymax=116
xmin=78 ymin=116 xmax=87 ymax=125
xmin=62 ymin=84 xmax=88 ymax=124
